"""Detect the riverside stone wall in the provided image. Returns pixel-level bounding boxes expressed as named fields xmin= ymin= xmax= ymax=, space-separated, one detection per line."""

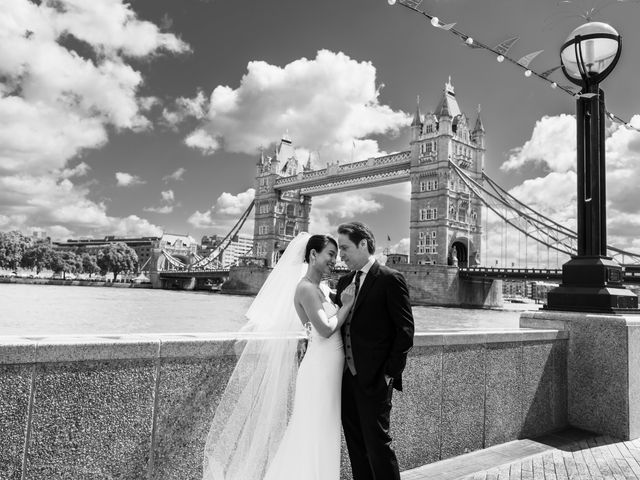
xmin=0 ymin=329 xmax=567 ymax=479
xmin=395 ymin=264 xmax=503 ymax=308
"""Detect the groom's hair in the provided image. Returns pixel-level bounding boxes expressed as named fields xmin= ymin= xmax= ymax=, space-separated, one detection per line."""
xmin=304 ymin=235 xmax=338 ymax=263
xmin=337 ymin=222 xmax=376 ymax=254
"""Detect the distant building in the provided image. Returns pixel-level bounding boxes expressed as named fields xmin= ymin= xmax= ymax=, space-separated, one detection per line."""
xmin=387 ymin=253 xmax=409 ymax=265
xmin=220 ymin=234 xmax=254 ymax=268
xmin=32 ymin=230 xmax=49 ymax=243
xmin=53 ymin=236 xmax=161 ymax=272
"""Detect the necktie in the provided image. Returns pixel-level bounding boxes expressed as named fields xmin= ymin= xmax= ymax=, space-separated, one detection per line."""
xmin=352 ymin=270 xmax=363 ymax=305
xmin=344 ymin=270 xmax=362 ymax=376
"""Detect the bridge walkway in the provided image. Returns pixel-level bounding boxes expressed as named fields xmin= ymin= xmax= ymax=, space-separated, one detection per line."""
xmin=402 ymin=428 xmax=640 ymax=480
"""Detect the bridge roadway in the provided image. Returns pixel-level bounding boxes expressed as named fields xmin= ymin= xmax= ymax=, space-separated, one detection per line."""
xmin=460 ymin=266 xmax=640 ymax=284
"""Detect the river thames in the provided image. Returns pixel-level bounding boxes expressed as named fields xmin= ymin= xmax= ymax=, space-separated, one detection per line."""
xmin=0 ymin=283 xmax=539 ymax=336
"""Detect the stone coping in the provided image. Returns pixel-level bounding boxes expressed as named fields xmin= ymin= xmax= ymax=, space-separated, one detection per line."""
xmin=0 ymin=328 xmax=568 ymax=365
xmin=521 ymin=310 xmax=640 ymax=329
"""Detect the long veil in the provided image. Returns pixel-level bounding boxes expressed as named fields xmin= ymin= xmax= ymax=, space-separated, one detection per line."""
xmin=203 ymin=232 xmax=311 ymax=480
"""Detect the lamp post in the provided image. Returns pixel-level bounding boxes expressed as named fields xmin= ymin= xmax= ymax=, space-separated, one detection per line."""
xmin=546 ymin=21 xmax=638 ymax=312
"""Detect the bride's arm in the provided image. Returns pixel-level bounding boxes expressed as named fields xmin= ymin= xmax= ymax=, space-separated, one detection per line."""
xmin=296 ymin=284 xmax=354 ymax=338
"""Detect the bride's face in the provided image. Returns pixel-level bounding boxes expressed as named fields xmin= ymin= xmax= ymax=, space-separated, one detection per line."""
xmin=312 ymin=242 xmax=337 ymax=274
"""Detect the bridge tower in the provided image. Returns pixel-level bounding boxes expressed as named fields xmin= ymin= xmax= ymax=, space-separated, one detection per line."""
xmin=253 ymin=135 xmax=311 ymax=266
xmin=409 ymin=78 xmax=486 ymax=266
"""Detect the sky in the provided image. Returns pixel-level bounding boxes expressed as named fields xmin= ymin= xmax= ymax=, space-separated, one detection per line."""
xmin=1 ymin=0 xmax=640 ymax=265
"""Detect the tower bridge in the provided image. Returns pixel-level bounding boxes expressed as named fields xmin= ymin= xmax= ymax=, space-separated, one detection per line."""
xmin=253 ymin=78 xmax=486 ymax=270
xmin=156 ymin=77 xmax=640 ymax=306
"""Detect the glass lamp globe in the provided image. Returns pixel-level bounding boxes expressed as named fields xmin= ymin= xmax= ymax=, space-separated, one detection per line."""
xmin=560 ymin=22 xmax=621 ymax=84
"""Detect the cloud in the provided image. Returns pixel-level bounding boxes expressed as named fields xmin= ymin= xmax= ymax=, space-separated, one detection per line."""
xmin=60 ymin=162 xmax=91 ymax=179
xmin=0 ymin=173 xmax=162 ymax=239
xmin=0 ymin=0 xmax=190 ymax=175
xmin=163 ymin=90 xmax=208 ymax=127
xmin=502 ymin=114 xmax=576 ymax=173
xmin=497 ymin=113 xmax=640 ymax=257
xmin=144 ymin=189 xmax=177 ymax=214
xmin=309 ymin=193 xmax=383 ymax=234
xmin=184 ymin=129 xmax=219 ymax=154
xmin=0 ymin=0 xmax=188 ymax=239
xmin=115 ymin=172 xmax=145 ymax=187
xmin=143 ymin=205 xmax=174 ymax=214
xmin=163 ymin=167 xmax=186 ymax=182
xmin=390 ymin=237 xmax=410 ymax=255
xmin=187 ymin=188 xmax=255 ymax=230
xmin=161 ymin=189 xmax=175 ymax=202
xmin=187 ymin=210 xmax=216 ymax=229
xmin=216 ymin=188 xmax=255 ymax=215
xmin=172 ymin=50 xmax=409 ymax=161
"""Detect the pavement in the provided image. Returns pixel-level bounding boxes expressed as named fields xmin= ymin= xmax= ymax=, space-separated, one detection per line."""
xmin=401 ymin=429 xmax=640 ymax=480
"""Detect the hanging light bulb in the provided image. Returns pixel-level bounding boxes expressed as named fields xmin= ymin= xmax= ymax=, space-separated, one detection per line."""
xmin=524 ymin=70 xmax=532 ymax=77
xmin=387 ymin=0 xmax=396 ymax=5
xmin=551 ymin=82 xmax=558 ymax=89
xmin=466 ymin=37 xmax=474 ymax=45
xmin=431 ymin=17 xmax=439 ymax=27
xmin=497 ymin=55 xmax=505 ymax=62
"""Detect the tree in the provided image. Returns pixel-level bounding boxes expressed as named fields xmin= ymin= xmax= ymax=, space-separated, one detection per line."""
xmin=21 ymin=243 xmax=56 ymax=274
xmin=49 ymin=250 xmax=81 ymax=279
xmin=97 ymin=243 xmax=138 ymax=281
xmin=0 ymin=231 xmax=31 ymax=271
xmin=80 ymin=252 xmax=100 ymax=277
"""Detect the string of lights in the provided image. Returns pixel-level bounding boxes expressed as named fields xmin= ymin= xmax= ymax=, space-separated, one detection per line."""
xmin=388 ymin=0 xmax=640 ymax=133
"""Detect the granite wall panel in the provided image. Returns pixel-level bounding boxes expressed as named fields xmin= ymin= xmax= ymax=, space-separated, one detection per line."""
xmin=484 ymin=342 xmax=523 ymax=447
xmin=440 ymin=344 xmax=485 ymax=459
xmin=0 ymin=364 xmax=32 ymax=480
xmin=521 ymin=341 xmax=567 ymax=439
xmin=152 ymin=356 xmax=236 ymax=480
xmin=392 ymin=346 xmax=443 ymax=469
xmin=26 ymin=360 xmax=156 ymax=480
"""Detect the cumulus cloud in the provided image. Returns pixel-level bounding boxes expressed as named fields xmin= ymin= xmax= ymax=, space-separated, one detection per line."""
xmin=498 ymin=113 xmax=640 ymax=257
xmin=144 ymin=189 xmax=177 ymax=214
xmin=216 ymin=188 xmax=255 ymax=215
xmin=171 ymin=50 xmax=409 ymax=162
xmin=161 ymin=189 xmax=175 ymax=202
xmin=185 ymin=129 xmax=219 ymax=154
xmin=116 ymin=172 xmax=145 ymax=187
xmin=0 ymin=0 xmax=188 ymax=238
xmin=60 ymin=162 xmax=91 ymax=179
xmin=0 ymin=173 xmax=162 ymax=239
xmin=163 ymin=167 xmax=186 ymax=182
xmin=390 ymin=237 xmax=410 ymax=255
xmin=502 ymin=114 xmax=576 ymax=173
xmin=0 ymin=0 xmax=189 ymax=175
xmin=144 ymin=205 xmax=174 ymax=214
xmin=187 ymin=188 xmax=255 ymax=230
xmin=309 ymin=193 xmax=383 ymax=234
xmin=187 ymin=210 xmax=216 ymax=229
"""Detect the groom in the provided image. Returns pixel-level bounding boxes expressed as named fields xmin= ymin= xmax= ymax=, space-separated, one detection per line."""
xmin=336 ymin=221 xmax=414 ymax=480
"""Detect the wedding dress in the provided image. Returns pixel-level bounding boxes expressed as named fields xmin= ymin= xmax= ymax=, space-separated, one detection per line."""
xmin=263 ymin=301 xmax=344 ymax=480
xmin=202 ymin=233 xmax=343 ymax=480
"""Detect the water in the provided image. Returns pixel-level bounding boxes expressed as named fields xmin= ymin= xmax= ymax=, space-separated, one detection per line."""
xmin=0 ymin=283 xmax=539 ymax=336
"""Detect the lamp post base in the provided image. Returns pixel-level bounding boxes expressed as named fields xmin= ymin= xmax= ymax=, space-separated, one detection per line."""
xmin=545 ymin=256 xmax=639 ymax=313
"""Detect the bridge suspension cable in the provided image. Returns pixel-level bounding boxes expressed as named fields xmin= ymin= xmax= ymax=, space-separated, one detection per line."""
xmin=190 ymin=200 xmax=256 ymax=270
xmin=448 ymin=161 xmax=640 ymax=265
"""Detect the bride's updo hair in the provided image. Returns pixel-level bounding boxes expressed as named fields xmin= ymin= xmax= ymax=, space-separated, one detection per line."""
xmin=304 ymin=235 xmax=338 ymax=263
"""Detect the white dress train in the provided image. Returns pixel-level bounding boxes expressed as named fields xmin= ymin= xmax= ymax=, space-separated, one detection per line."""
xmin=263 ymin=302 xmax=344 ymax=480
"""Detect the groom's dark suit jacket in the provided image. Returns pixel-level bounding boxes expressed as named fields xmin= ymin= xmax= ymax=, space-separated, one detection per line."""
xmin=335 ymin=261 xmax=414 ymax=393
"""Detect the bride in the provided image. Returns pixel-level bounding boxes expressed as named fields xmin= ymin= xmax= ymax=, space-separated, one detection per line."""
xmin=202 ymin=232 xmax=356 ymax=480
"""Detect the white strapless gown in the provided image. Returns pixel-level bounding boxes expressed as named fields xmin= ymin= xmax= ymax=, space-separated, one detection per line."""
xmin=263 ymin=302 xmax=344 ymax=480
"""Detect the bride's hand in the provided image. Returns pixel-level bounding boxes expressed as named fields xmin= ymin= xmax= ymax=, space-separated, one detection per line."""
xmin=341 ymin=283 xmax=356 ymax=309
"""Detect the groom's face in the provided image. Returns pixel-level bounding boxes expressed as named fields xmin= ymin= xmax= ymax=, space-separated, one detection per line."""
xmin=338 ymin=234 xmax=369 ymax=271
